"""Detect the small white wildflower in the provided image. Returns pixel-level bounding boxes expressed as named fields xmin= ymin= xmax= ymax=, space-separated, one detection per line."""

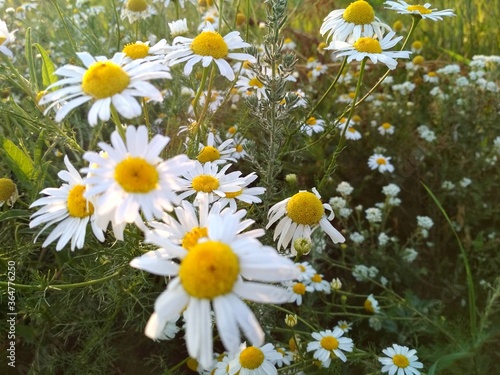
xmin=366 ymin=207 xmax=383 ymax=223
xmin=378 ymin=232 xmax=390 ymax=246
xmin=336 ymin=181 xmax=354 ymax=196
xmin=349 ymin=231 xmax=365 ymax=244
xmin=441 ymin=180 xmax=456 ymax=190
xmin=382 ymin=183 xmax=400 ymax=197
xmin=339 ymin=207 xmax=352 ymax=218
xmin=460 ymin=177 xmax=472 ymax=188
xmin=352 ymin=264 xmax=379 ymax=282
xmin=417 ymin=216 xmax=434 ymax=229
xmin=402 ymin=247 xmax=418 ymax=263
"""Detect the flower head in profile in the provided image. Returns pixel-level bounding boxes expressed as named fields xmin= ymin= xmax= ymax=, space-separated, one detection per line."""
xmin=168 ymin=18 xmax=189 ymax=37
xmin=300 ymin=116 xmax=325 ymax=136
xmin=267 ymin=188 xmax=345 ymax=255
xmin=320 ymin=0 xmax=391 ymax=43
xmin=197 ymin=132 xmax=236 ymax=165
xmin=379 ymin=344 xmax=424 ymax=375
xmin=164 ymin=22 xmax=255 ymax=80
xmin=326 ymin=31 xmax=411 ymax=70
xmin=0 ymin=20 xmax=17 ymax=58
xmin=229 ymin=343 xmax=281 ymax=374
xmin=39 ymin=52 xmax=171 ymax=126
xmin=29 ymin=156 xmax=105 ymax=251
xmin=121 ymin=0 xmax=156 ymax=23
xmin=368 ymin=153 xmax=395 ymax=173
xmin=122 ymin=39 xmax=170 ymax=62
xmin=129 ymin=211 xmax=299 ymax=369
xmin=384 ymin=1 xmax=455 ymax=21
xmin=82 ymin=126 xmax=193 ymax=240
xmin=0 ymin=178 xmax=18 ymax=208
xmin=364 ymin=293 xmax=381 ymax=313
xmin=306 ymin=328 xmax=354 ymax=366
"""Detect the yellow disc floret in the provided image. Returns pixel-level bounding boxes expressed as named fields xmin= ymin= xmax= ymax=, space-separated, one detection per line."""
xmin=82 ymin=61 xmax=130 ymax=99
xmin=320 ymin=336 xmax=339 ymax=351
xmin=179 ymin=240 xmax=239 ymax=299
xmin=376 ymin=157 xmax=387 ymax=165
xmin=181 ymin=226 xmax=208 ymax=250
xmin=126 ymin=0 xmax=148 ymax=12
xmin=191 ymin=31 xmax=229 ymax=59
xmin=224 ymin=190 xmax=242 ymax=199
xmin=292 ymin=282 xmax=306 ymax=295
xmin=192 ymin=174 xmax=219 ymax=192
xmin=114 ymin=157 xmax=159 ymax=193
xmin=353 ymin=37 xmax=382 ymax=54
xmin=248 ymin=77 xmax=264 ymax=88
xmin=306 ymin=117 xmax=317 ymax=126
xmin=407 ymin=5 xmax=432 ymax=14
xmin=286 ymin=191 xmax=324 ymax=225
xmin=239 ymin=346 xmax=265 ymax=369
xmin=67 ymin=185 xmax=94 ymax=218
xmin=343 ymin=0 xmax=375 ymax=25
xmin=311 ymin=274 xmax=323 ymax=283
xmin=197 ymin=146 xmax=221 ymax=163
xmin=0 ymin=178 xmax=16 ymax=202
xmin=364 ymin=299 xmax=374 ymax=312
xmin=393 ymin=354 xmax=410 ymax=368
xmin=123 ymin=42 xmax=150 ymax=59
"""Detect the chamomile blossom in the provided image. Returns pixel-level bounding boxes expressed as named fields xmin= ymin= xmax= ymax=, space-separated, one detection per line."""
xmin=29 ymin=155 xmax=105 ymax=251
xmin=82 ymin=126 xmax=192 ymax=240
xmin=197 ymin=132 xmax=236 ymax=165
xmin=164 ymin=22 xmax=255 ymax=81
xmin=121 ymin=0 xmax=156 ymax=23
xmin=295 ymin=261 xmax=317 ymax=282
xmin=320 ymin=0 xmax=391 ymax=43
xmin=379 ymin=344 xmax=424 ymax=375
xmin=267 ymin=188 xmax=345 ymax=255
xmin=336 ymin=320 xmax=353 ymax=333
xmin=229 ymin=343 xmax=281 ymax=375
xmin=306 ymin=328 xmax=354 ymax=365
xmin=0 ymin=178 xmax=18 ymax=208
xmin=217 ymin=172 xmax=266 ymax=211
xmin=168 ymin=18 xmax=189 ymax=37
xmin=235 ymin=72 xmax=267 ymax=98
xmin=378 ymin=122 xmax=396 ymax=135
xmin=286 ymin=281 xmax=312 ymax=306
xmin=307 ymin=273 xmax=331 ymax=293
xmin=0 ymin=19 xmax=16 ymax=58
xmin=368 ymin=153 xmax=395 ymax=173
xmin=39 ymin=52 xmax=171 ymax=126
xmin=327 ymin=31 xmax=411 ymax=70
xmin=122 ymin=39 xmax=170 ymax=62
xmin=130 ymin=212 xmax=299 ymax=369
xmin=364 ymin=294 xmax=381 ymax=313
xmin=384 ymin=1 xmax=455 ymax=21
xmin=300 ymin=117 xmax=325 ymax=136
xmin=231 ymin=134 xmax=249 ymax=160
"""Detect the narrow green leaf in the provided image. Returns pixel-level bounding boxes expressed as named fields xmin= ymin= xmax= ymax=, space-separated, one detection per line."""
xmin=24 ymin=27 xmax=39 ymax=91
xmin=34 ymin=43 xmax=58 ymax=88
xmin=440 ymin=48 xmax=471 ymax=64
xmin=0 ymin=209 xmax=30 ymax=223
xmin=428 ymin=351 xmax=473 ymax=375
xmin=33 ymin=131 xmax=45 ymax=165
xmin=1 ymin=138 xmax=35 ymax=180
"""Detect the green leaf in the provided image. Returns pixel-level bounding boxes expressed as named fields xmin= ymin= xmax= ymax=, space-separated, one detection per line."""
xmin=34 ymin=43 xmax=58 ymax=88
xmin=440 ymin=48 xmax=471 ymax=64
xmin=1 ymin=138 xmax=35 ymax=180
xmin=25 ymin=27 xmax=39 ymax=91
xmin=33 ymin=131 xmax=45 ymax=166
xmin=428 ymin=351 xmax=473 ymax=375
xmin=0 ymin=209 xmax=30 ymax=223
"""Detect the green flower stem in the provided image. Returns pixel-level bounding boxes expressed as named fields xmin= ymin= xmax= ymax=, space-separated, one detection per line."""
xmin=317 ymin=58 xmax=367 ymax=191
xmin=197 ymin=64 xmax=216 ymax=128
xmin=1 ymin=54 xmax=35 ymax=100
xmin=110 ymin=0 xmax=122 ymax=51
xmin=270 ymin=304 xmax=317 ymax=332
xmin=192 ymin=66 xmax=210 ymax=120
xmin=111 ymin=105 xmax=126 ymax=140
xmin=50 ymin=0 xmax=77 ymax=54
xmin=0 ymin=270 xmax=121 ymax=291
xmin=142 ymin=98 xmax=151 ymax=133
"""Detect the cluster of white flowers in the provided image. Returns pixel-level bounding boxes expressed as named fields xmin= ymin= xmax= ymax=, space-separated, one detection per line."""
xmin=417 ymin=125 xmax=437 ymax=142
xmin=352 ymin=264 xmax=379 ymax=282
xmin=366 ymin=207 xmax=383 ymax=223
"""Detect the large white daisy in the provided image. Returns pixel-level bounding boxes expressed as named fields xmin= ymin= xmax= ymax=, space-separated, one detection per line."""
xmin=228 ymin=343 xmax=281 ymax=375
xmin=326 ymin=31 xmax=411 ymax=70
xmin=164 ymin=22 xmax=255 ymax=80
xmin=129 ymin=211 xmax=300 ymax=369
xmin=39 ymin=52 xmax=171 ymax=126
xmin=384 ymin=1 xmax=455 ymax=21
xmin=82 ymin=125 xmax=193 ymax=240
xmin=306 ymin=328 xmax=354 ymax=366
xmin=0 ymin=20 xmax=17 ymax=58
xmin=29 ymin=155 xmax=105 ymax=251
xmin=320 ymin=0 xmax=391 ymax=43
xmin=266 ymin=188 xmax=345 ymax=255
xmin=379 ymin=344 xmax=424 ymax=375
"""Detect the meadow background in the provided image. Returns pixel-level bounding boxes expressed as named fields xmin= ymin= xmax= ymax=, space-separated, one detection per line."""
xmin=0 ymin=0 xmax=499 ymax=374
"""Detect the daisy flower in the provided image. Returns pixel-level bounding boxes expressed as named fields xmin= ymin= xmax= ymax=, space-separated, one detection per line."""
xmin=286 ymin=281 xmax=312 ymax=306
xmin=378 ymin=122 xmax=396 ymax=135
xmin=273 ymin=347 xmax=294 ymax=367
xmin=217 ymin=172 xmax=266 ymax=211
xmin=384 ymin=1 xmax=455 ymax=21
xmin=300 ymin=117 xmax=325 ymax=136
xmin=235 ymin=72 xmax=267 ymax=98
xmin=129 ymin=212 xmax=299 ymax=369
xmin=364 ymin=293 xmax=381 ymax=313
xmin=336 ymin=320 xmax=353 ymax=333
xmin=295 ymin=261 xmax=317 ymax=283
xmin=29 ymin=155 xmax=105 ymax=251
xmin=306 ymin=328 xmax=354 ymax=366
xmin=168 ymin=18 xmax=189 ymax=37
xmin=122 ymin=39 xmax=170 ymax=62
xmin=379 ymin=344 xmax=424 ymax=375
xmin=121 ymin=0 xmax=156 ymax=23
xmin=39 ymin=52 xmax=171 ymax=126
xmin=164 ymin=22 xmax=255 ymax=81
xmin=344 ymin=125 xmax=362 ymax=140
xmin=229 ymin=343 xmax=281 ymax=375
xmin=0 ymin=19 xmax=17 ymax=58
xmin=267 ymin=188 xmax=345 ymax=255
xmin=197 ymin=132 xmax=236 ymax=165
xmin=320 ymin=0 xmax=391 ymax=43
xmin=82 ymin=126 xmax=193 ymax=240
xmin=326 ymin=31 xmax=411 ymax=70
xmin=176 ymin=161 xmax=244 ymax=204
xmin=0 ymin=178 xmax=18 ymax=208
xmin=307 ymin=273 xmax=331 ymax=293
xmin=368 ymin=153 xmax=395 ymax=173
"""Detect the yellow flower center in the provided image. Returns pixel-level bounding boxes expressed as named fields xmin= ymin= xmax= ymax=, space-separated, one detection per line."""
xmin=114 ymin=157 xmax=159 ymax=193
xmin=122 ymin=42 xmax=150 ymax=59
xmin=297 ymin=264 xmax=306 ymax=272
xmin=343 ymin=0 xmax=375 ymax=25
xmin=0 ymin=36 xmax=7 ymax=45
xmin=82 ymin=61 xmax=130 ymax=99
xmin=407 ymin=5 xmax=432 ymax=14
xmin=428 ymin=71 xmax=436 ymax=77
xmin=242 ymin=60 xmax=252 ymax=69
xmin=126 ymin=0 xmax=148 ymax=12
xmin=382 ymin=122 xmax=392 ymax=129
xmin=364 ymin=299 xmax=374 ymax=312
xmin=0 ymin=178 xmax=16 ymax=201
xmin=412 ymin=40 xmax=423 ymax=50
xmin=393 ymin=20 xmax=404 ymax=32
xmin=320 ymin=336 xmax=339 ymax=351
xmin=179 ymin=240 xmax=239 ymax=299
xmin=236 ymin=12 xmax=246 ymax=26
xmin=67 ymin=185 xmax=94 ymax=218
xmin=413 ymin=55 xmax=425 ymax=65
xmin=235 ymin=144 xmax=244 ymax=153
xmin=228 ymin=126 xmax=237 ymax=134
xmin=239 ymin=346 xmax=265 ymax=369
xmin=191 ymin=31 xmax=228 ymax=59
xmin=293 ymin=282 xmax=306 ymax=295
xmin=352 ymin=115 xmax=362 ymax=122
xmin=286 ymin=191 xmax=324 ymax=225
xmin=353 ymin=37 xmax=382 ymax=54
xmin=348 ymin=127 xmax=357 ymax=133
xmin=311 ymin=274 xmax=323 ymax=283
xmin=284 ymin=38 xmax=293 ymax=44
xmin=289 ymin=337 xmax=298 ymax=352
xmin=186 ymin=358 xmax=199 ymax=371
xmin=248 ymin=77 xmax=264 ymax=88
xmin=306 ymin=117 xmax=317 ymax=126
xmin=376 ymin=157 xmax=387 ymax=165
xmin=224 ymin=189 xmax=242 ymax=199
xmin=393 ymin=354 xmax=410 ymax=368
xmin=192 ymin=174 xmax=219 ymax=193
xmin=197 ymin=146 xmax=221 ymax=163
xmin=181 ymin=226 xmax=208 ymax=250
